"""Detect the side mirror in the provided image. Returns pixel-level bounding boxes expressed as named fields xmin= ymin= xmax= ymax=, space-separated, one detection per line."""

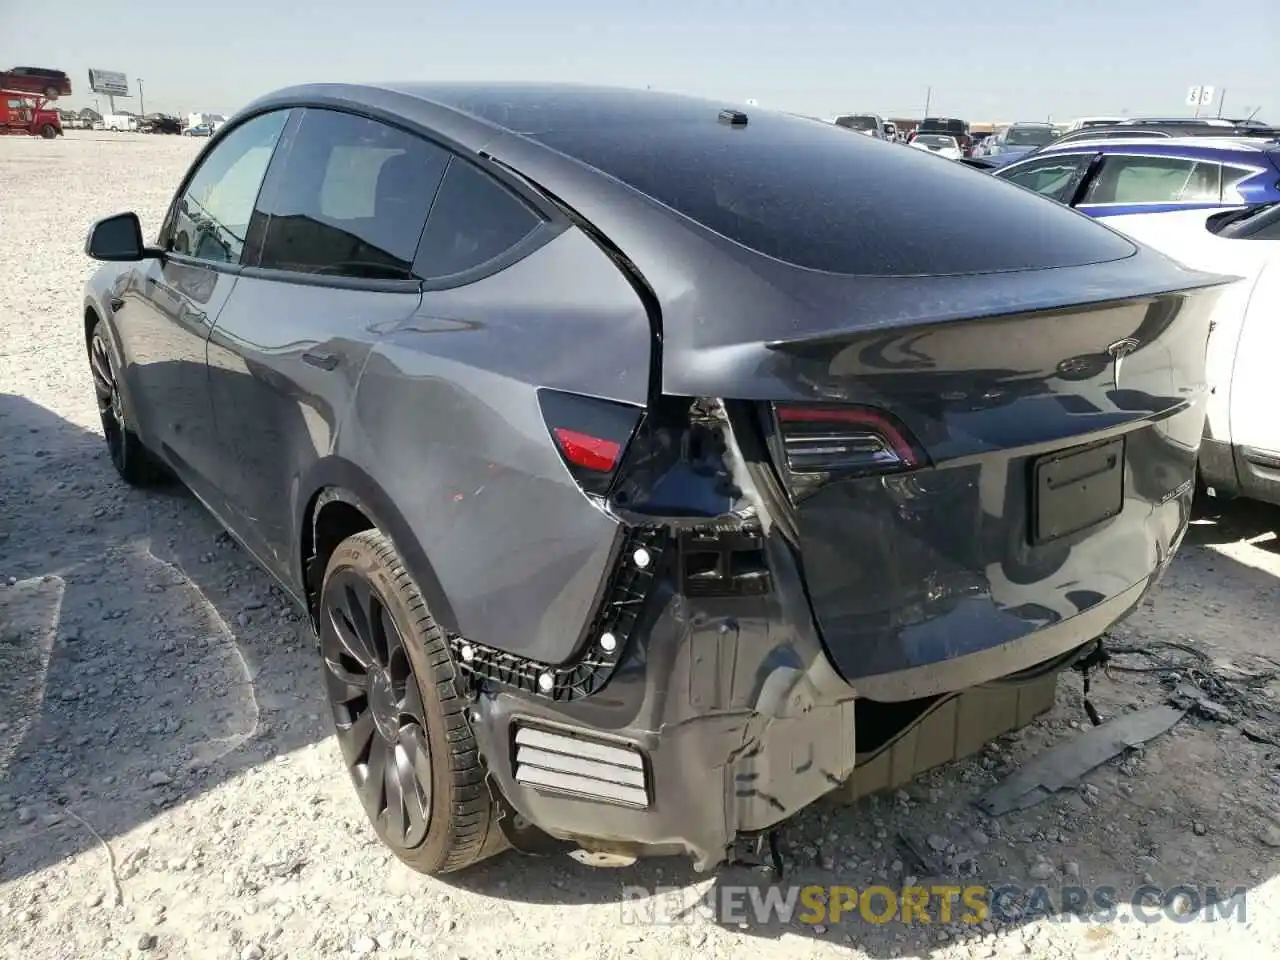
xmin=85 ymin=212 xmax=162 ymax=262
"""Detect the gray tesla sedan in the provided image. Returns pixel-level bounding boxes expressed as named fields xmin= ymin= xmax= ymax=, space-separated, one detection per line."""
xmin=81 ymin=82 xmax=1227 ymax=875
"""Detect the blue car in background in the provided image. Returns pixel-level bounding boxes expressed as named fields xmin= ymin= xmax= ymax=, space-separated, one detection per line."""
xmin=974 ymin=122 xmax=1059 ymax=167
xmin=993 ymin=136 xmax=1280 ymax=217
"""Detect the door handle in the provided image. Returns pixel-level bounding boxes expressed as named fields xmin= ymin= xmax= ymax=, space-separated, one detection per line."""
xmin=302 ymin=351 xmax=339 ymax=371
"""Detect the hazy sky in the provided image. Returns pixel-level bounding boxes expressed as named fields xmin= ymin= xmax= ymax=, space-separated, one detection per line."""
xmin=3 ymin=0 xmax=1277 ymax=122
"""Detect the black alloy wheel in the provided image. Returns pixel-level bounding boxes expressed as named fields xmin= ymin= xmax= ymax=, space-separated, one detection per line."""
xmin=318 ymin=529 xmax=502 ymax=873
xmin=89 ymin=321 xmax=165 ymax=486
xmin=323 ymin=565 xmax=434 ymax=849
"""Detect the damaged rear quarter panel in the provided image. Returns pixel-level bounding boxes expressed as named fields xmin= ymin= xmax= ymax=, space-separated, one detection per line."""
xmin=341 ymin=227 xmax=652 ymax=664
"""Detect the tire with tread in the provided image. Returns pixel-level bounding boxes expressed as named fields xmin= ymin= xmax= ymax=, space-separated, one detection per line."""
xmin=89 ymin=319 xmax=169 ymax=487
xmin=320 ymin=529 xmax=503 ymax=874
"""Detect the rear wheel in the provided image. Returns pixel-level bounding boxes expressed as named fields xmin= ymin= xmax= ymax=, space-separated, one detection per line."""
xmin=319 ymin=529 xmax=501 ymax=874
xmin=88 ymin=321 xmax=168 ymax=486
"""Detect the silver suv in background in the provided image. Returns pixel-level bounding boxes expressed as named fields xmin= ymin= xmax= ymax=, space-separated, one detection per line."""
xmin=833 ymin=113 xmax=889 ymax=139
xmin=974 ymin=121 xmax=1059 ymax=166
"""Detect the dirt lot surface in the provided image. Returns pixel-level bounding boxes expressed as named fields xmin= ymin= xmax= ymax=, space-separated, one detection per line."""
xmin=2 ymin=131 xmax=1279 ymax=960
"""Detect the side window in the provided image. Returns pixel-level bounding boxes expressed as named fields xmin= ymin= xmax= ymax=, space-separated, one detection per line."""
xmin=1222 ymin=164 xmax=1260 ymax=202
xmin=1081 ymin=155 xmax=1219 ymax=205
xmin=413 ymin=158 xmax=542 ymax=279
xmin=167 ymin=111 xmax=288 ymax=264
xmin=253 ymin=109 xmax=450 ymax=280
xmin=1000 ymin=156 xmax=1088 ymax=203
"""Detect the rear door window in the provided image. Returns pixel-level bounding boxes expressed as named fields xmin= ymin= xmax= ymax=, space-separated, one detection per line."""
xmin=1000 ymin=154 xmax=1092 ymax=203
xmin=1080 ymin=155 xmax=1221 ymax=205
xmin=251 ymin=108 xmax=450 ymax=280
xmin=1223 ymin=163 xmax=1262 ymax=202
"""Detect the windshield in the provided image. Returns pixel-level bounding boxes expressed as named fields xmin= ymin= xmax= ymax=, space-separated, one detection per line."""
xmin=916 ymin=135 xmax=957 ymax=147
xmin=835 ymin=115 xmax=879 ymax=131
xmin=1004 ymin=126 xmax=1057 ymax=146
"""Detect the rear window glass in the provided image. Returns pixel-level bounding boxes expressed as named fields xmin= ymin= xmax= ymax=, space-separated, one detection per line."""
xmin=835 ymin=116 xmax=879 ymax=131
xmin=530 ymin=112 xmax=1135 ymax=275
xmin=1004 ymin=126 xmax=1057 ymax=146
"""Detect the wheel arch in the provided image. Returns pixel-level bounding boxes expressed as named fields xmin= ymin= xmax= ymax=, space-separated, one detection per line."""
xmin=83 ymin=300 xmax=103 ymax=350
xmin=297 ymin=457 xmax=458 ymax=635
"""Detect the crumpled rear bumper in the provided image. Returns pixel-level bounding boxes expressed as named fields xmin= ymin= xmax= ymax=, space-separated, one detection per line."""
xmin=469 ymin=534 xmax=857 ymax=870
xmin=464 ymin=521 xmax=1155 ymax=871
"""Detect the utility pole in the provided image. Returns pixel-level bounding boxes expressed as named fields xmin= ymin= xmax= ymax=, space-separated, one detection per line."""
xmin=923 ymin=86 xmax=931 ymax=117
xmin=138 ymin=78 xmax=145 ymax=117
xmin=1216 ymin=88 xmax=1226 ymax=118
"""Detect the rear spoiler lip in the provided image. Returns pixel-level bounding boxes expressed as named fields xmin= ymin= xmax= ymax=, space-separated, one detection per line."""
xmin=761 ymin=267 xmax=1236 ymax=354
xmin=656 ymin=253 xmax=1235 ymax=399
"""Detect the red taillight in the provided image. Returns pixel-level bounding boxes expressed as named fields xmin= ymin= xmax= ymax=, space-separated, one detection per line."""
xmin=553 ymin=428 xmax=621 ymax=473
xmin=539 ymin=388 xmax=642 ymax=497
xmin=772 ymin=403 xmax=924 ymax=489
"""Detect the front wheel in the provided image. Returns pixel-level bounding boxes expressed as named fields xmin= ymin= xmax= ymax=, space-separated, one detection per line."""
xmin=318 ymin=529 xmax=502 ymax=874
xmin=39 ymin=124 xmax=56 ymax=139
xmin=88 ymin=321 xmax=168 ymax=486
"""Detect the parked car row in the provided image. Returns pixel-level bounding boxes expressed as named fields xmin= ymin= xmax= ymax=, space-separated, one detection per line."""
xmin=831 ymin=111 xmax=1278 ymax=166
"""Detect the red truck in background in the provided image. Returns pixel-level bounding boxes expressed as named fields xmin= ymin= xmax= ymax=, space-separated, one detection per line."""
xmin=1 ymin=95 xmax=62 ymax=138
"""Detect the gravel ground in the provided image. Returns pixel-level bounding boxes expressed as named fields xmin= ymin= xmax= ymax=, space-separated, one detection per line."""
xmin=2 ymin=131 xmax=1279 ymax=960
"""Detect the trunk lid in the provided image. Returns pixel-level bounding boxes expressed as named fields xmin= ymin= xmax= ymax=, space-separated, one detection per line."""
xmin=738 ymin=281 xmax=1225 ymax=691
xmin=640 ymin=231 xmax=1229 ymax=693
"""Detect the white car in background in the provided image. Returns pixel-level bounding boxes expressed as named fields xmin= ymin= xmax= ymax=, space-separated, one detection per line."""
xmin=909 ymin=133 xmax=962 ymax=159
xmin=1103 ymin=203 xmax=1280 ymax=507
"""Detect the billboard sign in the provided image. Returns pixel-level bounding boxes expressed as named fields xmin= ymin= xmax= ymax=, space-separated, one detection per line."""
xmin=88 ymin=69 xmax=129 ymax=97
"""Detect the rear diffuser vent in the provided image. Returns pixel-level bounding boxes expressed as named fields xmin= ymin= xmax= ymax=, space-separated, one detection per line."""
xmin=513 ymin=725 xmax=649 ymax=808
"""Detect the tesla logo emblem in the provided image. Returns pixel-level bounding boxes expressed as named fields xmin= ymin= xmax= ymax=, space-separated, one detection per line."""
xmin=1106 ymin=338 xmax=1140 ymax=390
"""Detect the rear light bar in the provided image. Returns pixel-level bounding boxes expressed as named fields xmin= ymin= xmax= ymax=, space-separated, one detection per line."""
xmin=539 ymin=388 xmax=642 ymax=497
xmin=771 ymin=403 xmax=925 ymax=496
